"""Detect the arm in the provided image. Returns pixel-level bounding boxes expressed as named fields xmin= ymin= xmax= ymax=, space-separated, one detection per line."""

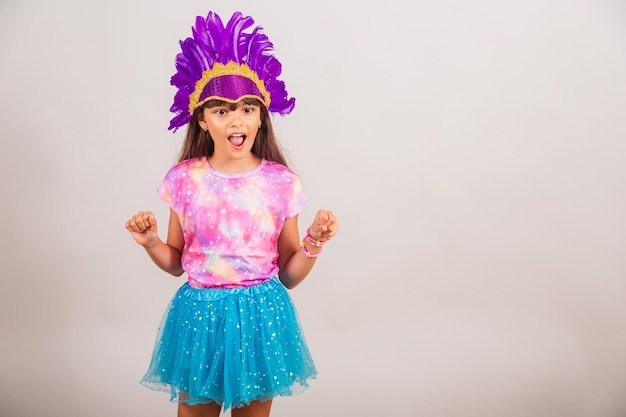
xmin=125 ymin=208 xmax=185 ymax=276
xmin=277 ymin=210 xmax=338 ymax=289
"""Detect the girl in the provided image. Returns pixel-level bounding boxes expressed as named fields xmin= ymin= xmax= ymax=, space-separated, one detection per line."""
xmin=125 ymin=11 xmax=338 ymax=417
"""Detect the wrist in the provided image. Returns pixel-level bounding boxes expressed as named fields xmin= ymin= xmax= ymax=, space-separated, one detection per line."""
xmin=141 ymin=236 xmax=162 ymax=250
xmin=303 ymin=232 xmax=323 ymax=247
xmin=305 ymin=227 xmax=328 ymax=246
xmin=300 ymin=239 xmax=322 ymax=258
xmin=300 ymin=229 xmax=328 ymax=258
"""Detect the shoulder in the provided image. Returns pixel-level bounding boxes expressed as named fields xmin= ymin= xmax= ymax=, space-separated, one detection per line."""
xmin=164 ymin=157 xmax=204 ymax=177
xmin=260 ymin=161 xmax=306 ymax=199
xmin=262 ymin=161 xmax=301 ymax=182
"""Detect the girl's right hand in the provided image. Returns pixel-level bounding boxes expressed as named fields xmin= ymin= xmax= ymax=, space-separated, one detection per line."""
xmin=125 ymin=210 xmax=159 ymax=247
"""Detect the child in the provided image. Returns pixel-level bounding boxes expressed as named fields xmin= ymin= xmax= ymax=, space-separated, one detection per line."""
xmin=124 ymin=10 xmax=338 ymax=417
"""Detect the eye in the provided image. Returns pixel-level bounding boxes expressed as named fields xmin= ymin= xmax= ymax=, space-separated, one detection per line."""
xmin=213 ymin=108 xmax=227 ymax=115
xmin=243 ymin=106 xmax=256 ymax=114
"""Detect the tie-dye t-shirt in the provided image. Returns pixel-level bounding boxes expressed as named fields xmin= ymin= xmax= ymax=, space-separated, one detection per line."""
xmin=157 ymin=158 xmax=307 ymax=288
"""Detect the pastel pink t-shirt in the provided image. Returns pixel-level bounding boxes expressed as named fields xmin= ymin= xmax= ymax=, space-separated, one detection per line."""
xmin=157 ymin=158 xmax=307 ymax=288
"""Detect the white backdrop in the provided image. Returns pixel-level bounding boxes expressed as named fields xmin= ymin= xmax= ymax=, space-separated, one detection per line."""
xmin=1 ymin=1 xmax=626 ymax=416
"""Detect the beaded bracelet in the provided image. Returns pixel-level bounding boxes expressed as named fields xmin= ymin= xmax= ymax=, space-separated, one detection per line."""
xmin=304 ymin=227 xmax=326 ymax=247
xmin=300 ymin=240 xmax=323 ymax=258
xmin=300 ymin=228 xmax=328 ymax=258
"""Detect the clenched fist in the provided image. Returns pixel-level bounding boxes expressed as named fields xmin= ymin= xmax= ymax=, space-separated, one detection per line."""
xmin=125 ymin=210 xmax=159 ymax=247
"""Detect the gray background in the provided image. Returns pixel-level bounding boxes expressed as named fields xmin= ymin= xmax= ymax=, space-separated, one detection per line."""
xmin=1 ymin=0 xmax=626 ymax=416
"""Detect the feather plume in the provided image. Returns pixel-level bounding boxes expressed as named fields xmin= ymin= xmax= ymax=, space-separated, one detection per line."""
xmin=168 ymin=10 xmax=294 ymax=131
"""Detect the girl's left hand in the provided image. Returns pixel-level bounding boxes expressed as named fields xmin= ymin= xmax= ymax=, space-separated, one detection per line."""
xmin=308 ymin=209 xmax=339 ymax=242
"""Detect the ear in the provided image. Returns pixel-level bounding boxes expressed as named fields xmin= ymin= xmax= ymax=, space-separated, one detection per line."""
xmin=197 ymin=113 xmax=207 ymax=131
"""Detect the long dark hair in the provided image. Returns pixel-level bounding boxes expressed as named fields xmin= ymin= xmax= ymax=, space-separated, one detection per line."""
xmin=178 ymin=98 xmax=289 ymax=167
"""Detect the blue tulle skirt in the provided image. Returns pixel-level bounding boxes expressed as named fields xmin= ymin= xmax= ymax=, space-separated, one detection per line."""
xmin=140 ymin=277 xmax=316 ymax=410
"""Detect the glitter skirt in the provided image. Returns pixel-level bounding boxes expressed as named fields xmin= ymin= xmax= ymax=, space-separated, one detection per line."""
xmin=140 ymin=276 xmax=316 ymax=410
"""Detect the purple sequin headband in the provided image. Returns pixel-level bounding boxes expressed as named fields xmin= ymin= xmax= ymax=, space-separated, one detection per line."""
xmin=168 ymin=11 xmax=295 ymax=132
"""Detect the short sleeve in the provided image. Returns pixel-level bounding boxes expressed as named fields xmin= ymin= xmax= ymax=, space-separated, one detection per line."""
xmin=286 ymin=173 xmax=307 ymax=219
xmin=157 ymin=177 xmax=172 ymax=206
xmin=156 ymin=165 xmax=182 ymax=214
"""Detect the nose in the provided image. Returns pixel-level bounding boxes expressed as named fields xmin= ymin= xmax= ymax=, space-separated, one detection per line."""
xmin=229 ymin=110 xmax=244 ymax=127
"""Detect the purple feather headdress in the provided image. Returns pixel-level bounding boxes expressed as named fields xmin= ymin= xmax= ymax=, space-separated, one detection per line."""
xmin=168 ymin=11 xmax=295 ymax=131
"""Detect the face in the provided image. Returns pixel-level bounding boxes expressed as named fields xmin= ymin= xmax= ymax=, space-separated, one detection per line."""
xmin=199 ymin=101 xmax=262 ymax=165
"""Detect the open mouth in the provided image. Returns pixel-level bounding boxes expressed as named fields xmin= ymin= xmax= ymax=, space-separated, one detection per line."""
xmin=228 ymin=133 xmax=246 ymax=148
